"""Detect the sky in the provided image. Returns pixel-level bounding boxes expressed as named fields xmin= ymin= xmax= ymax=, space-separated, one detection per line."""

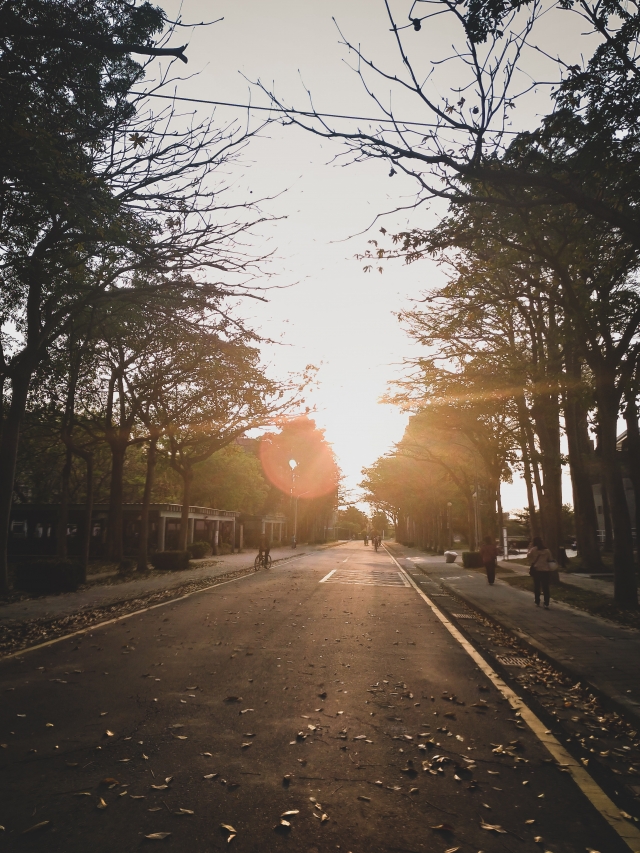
xmin=156 ymin=0 xmax=591 ymax=511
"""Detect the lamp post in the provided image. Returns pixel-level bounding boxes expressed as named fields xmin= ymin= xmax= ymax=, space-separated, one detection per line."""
xmin=289 ymin=459 xmax=297 ymax=548
xmin=447 ymin=501 xmax=452 ymax=548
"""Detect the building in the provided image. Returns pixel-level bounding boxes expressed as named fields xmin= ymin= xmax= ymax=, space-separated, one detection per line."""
xmin=592 ymin=430 xmax=637 ymax=544
xmin=8 ymin=503 xmax=240 ymax=558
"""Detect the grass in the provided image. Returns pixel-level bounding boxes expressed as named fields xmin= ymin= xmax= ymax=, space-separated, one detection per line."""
xmin=501 ymin=574 xmax=640 ymax=629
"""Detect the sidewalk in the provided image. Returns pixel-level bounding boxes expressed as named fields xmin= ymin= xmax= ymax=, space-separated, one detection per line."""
xmin=498 ymin=557 xmax=615 ymax=597
xmin=389 ymin=544 xmax=640 ymax=725
xmin=0 ymin=542 xmax=346 ymax=629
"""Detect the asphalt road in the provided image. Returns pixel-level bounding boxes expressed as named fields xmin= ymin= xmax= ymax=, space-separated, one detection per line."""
xmin=0 ymin=542 xmax=629 ymax=852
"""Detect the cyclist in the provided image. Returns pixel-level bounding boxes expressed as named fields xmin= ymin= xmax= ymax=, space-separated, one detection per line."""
xmin=363 ymin=531 xmax=369 ymax=546
xmin=257 ymin=533 xmax=272 ymax=568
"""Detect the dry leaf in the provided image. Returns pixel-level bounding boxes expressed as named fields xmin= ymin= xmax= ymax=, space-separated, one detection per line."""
xmin=96 ymin=798 xmax=108 ymax=809
xmin=525 ymin=819 xmax=535 ymax=824
xmin=203 ymin=773 xmax=219 ymax=780
xmin=144 ymin=832 xmax=172 ymax=840
xmin=357 ymin=795 xmax=370 ymax=802
xmin=221 ymin=824 xmax=237 ymax=833
xmin=480 ymin=820 xmax=506 ymax=833
xmin=241 ymin=742 xmax=252 ymax=749
xmin=444 ymin=848 xmax=460 ymax=853
xmin=100 ymin=777 xmax=119 ymax=787
xmin=321 ymin=813 xmax=329 ymax=823
xmin=431 ymin=823 xmax=455 ymax=832
xmin=151 ymin=784 xmax=168 ymax=790
xmin=130 ymin=795 xmax=145 ymax=799
xmin=175 ymin=808 xmax=194 ymax=815
xmin=281 ymin=810 xmax=300 ymax=816
xmin=22 ymin=821 xmax=50 ymax=834
xmin=104 ymin=730 xmax=114 ymax=737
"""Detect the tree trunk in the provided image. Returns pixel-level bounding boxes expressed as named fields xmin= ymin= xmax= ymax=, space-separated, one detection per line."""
xmin=497 ymin=484 xmax=504 ymax=554
xmin=138 ymin=436 xmax=158 ymax=571
xmin=56 ymin=446 xmax=73 ymax=558
xmin=0 ymin=366 xmax=33 ymax=592
xmin=600 ymin=476 xmax=614 ymax=552
xmin=532 ymin=394 xmax=563 ymax=555
xmin=516 ymin=396 xmax=540 ymax=538
xmin=80 ymin=453 xmax=93 ymax=583
xmin=106 ymin=441 xmax=127 ymax=563
xmin=624 ymin=393 xmax=640 ymax=553
xmin=563 ymin=359 xmax=604 ymax=572
xmin=596 ymin=384 xmax=638 ymax=607
xmin=179 ymin=467 xmax=193 ymax=551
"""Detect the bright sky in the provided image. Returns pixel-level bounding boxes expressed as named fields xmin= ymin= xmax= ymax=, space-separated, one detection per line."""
xmin=158 ymin=0 xmax=588 ymax=511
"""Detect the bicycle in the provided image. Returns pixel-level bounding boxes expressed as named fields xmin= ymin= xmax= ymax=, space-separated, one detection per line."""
xmin=254 ymin=552 xmax=272 ymax=570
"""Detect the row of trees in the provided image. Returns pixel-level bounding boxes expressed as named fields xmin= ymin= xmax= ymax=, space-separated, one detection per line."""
xmin=264 ymin=0 xmax=640 ymax=608
xmin=0 ymin=0 xmax=308 ymax=591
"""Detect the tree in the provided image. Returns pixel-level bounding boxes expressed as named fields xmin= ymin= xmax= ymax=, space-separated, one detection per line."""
xmin=0 ymin=0 xmax=275 ymax=591
xmin=336 ymin=505 xmax=369 ymax=537
xmin=190 ymin=445 xmax=269 ymax=515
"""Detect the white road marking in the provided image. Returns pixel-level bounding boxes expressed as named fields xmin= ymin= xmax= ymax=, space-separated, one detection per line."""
xmin=384 ymin=546 xmax=640 ymax=852
xmin=321 ymin=569 xmax=409 ymax=588
xmin=319 ymin=569 xmax=337 ymax=583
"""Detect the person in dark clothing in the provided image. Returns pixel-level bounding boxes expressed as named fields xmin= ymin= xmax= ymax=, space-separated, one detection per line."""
xmin=527 ymin=536 xmax=554 ymax=607
xmin=479 ymin=535 xmax=498 ymax=584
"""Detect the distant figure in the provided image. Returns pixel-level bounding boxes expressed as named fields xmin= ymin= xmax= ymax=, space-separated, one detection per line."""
xmin=479 ymin=535 xmax=498 ymax=585
xmin=259 ymin=532 xmax=272 ymax=560
xmin=363 ymin=532 xmax=369 ymax=546
xmin=527 ymin=536 xmax=554 ymax=608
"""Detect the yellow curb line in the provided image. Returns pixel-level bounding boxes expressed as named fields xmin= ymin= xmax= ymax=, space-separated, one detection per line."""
xmin=384 ymin=546 xmax=640 ymax=852
xmin=0 ymin=552 xmax=310 ymax=663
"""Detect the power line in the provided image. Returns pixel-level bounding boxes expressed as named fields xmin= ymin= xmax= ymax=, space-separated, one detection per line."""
xmin=136 ymin=91 xmax=509 ymax=131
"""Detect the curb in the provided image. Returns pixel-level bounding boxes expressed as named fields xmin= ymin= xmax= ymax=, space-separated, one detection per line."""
xmin=439 ymin=577 xmax=640 ymax=728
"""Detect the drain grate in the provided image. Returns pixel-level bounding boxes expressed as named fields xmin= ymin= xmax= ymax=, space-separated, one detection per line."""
xmin=496 ymin=656 xmax=529 ymax=667
xmin=452 ymin=613 xmax=476 ymax=619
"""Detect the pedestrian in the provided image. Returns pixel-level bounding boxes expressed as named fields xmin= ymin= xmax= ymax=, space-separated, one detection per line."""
xmin=479 ymin=535 xmax=498 ymax=584
xmin=527 ymin=536 xmax=556 ymax=608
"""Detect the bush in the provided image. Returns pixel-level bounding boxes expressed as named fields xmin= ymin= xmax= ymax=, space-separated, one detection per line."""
xmin=219 ymin=542 xmax=232 ymax=555
xmin=462 ymin=551 xmax=484 ymax=568
xmin=14 ymin=559 xmax=83 ymax=594
xmin=187 ymin=540 xmax=212 ymax=559
xmin=151 ymin=550 xmax=190 ymax=571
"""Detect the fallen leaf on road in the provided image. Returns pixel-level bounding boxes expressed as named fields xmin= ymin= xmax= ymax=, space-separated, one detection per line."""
xmin=241 ymin=742 xmax=252 ymax=749
xmin=96 ymin=798 xmax=108 ymax=809
xmin=223 ymin=696 xmax=242 ymax=703
xmin=175 ymin=808 xmax=194 ymax=815
xmin=525 ymin=819 xmax=535 ymax=824
xmin=22 ymin=821 xmax=50 ymax=834
xmin=144 ymin=832 xmax=171 ymax=840
xmin=174 ymin=735 xmax=188 ymax=740
xmin=321 ymin=813 xmax=329 ymax=823
xmin=357 ymin=796 xmax=370 ymax=802
xmin=240 ymin=709 xmax=254 ymax=714
xmin=431 ymin=823 xmax=454 ymax=832
xmin=148 ymin=807 xmax=162 ymax=812
xmin=185 ymin=686 xmax=197 ymax=691
xmin=100 ymin=778 xmax=119 ymax=787
xmin=73 ymin=792 xmax=91 ymax=797
xmin=130 ymin=795 xmax=145 ymax=799
xmin=482 ymin=803 xmax=492 ymax=809
xmin=151 ymin=785 xmax=168 ymax=790
xmin=104 ymin=730 xmax=114 ymax=737
xmin=204 ymin=773 xmax=219 ymax=780
xmin=481 ymin=821 xmax=506 ymax=833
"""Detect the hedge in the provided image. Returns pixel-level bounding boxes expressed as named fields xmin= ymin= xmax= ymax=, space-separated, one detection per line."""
xmin=187 ymin=540 xmax=212 ymax=559
xmin=14 ymin=559 xmax=83 ymax=595
xmin=150 ymin=550 xmax=190 ymax=571
xmin=462 ymin=551 xmax=484 ymax=568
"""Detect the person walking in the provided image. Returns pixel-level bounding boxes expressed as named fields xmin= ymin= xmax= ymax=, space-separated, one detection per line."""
xmin=479 ymin=535 xmax=498 ymax=585
xmin=527 ymin=536 xmax=555 ymax=608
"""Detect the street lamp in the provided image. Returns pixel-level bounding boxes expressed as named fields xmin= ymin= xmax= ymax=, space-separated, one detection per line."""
xmin=447 ymin=501 xmax=453 ymax=548
xmin=289 ymin=460 xmax=297 ymax=548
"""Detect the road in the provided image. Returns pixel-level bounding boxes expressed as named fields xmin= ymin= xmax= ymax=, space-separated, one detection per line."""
xmin=0 ymin=541 xmax=631 ymax=852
